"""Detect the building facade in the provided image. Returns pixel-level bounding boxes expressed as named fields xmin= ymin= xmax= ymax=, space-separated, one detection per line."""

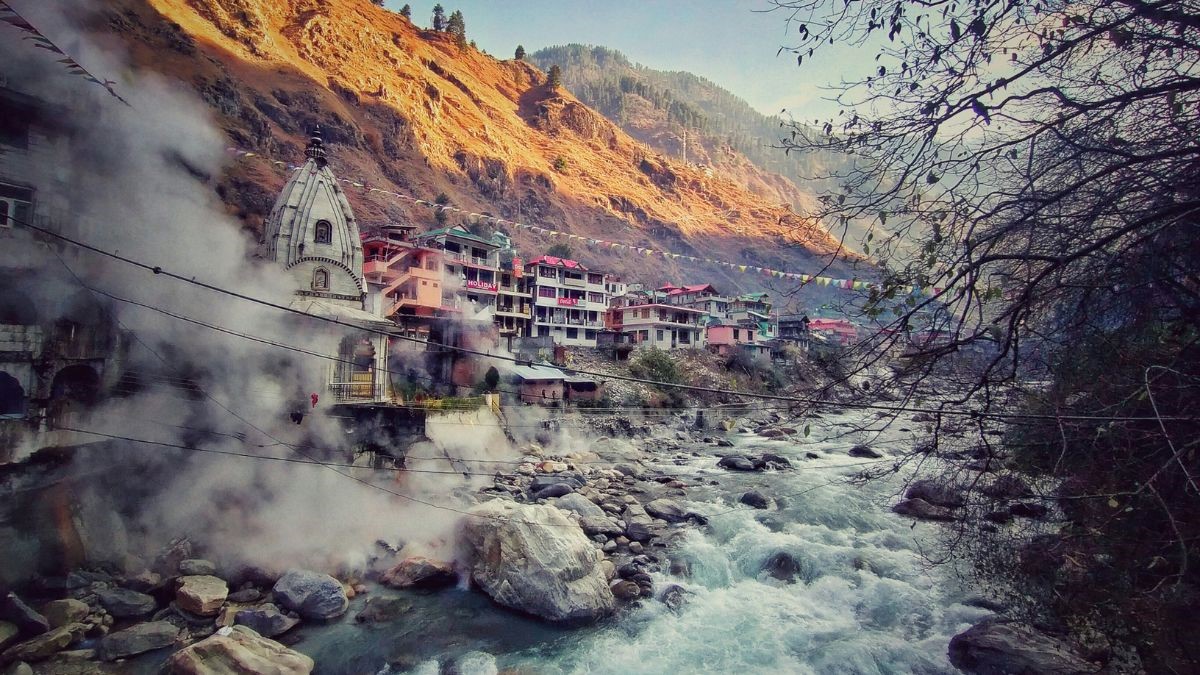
xmin=526 ymin=256 xmax=608 ymax=347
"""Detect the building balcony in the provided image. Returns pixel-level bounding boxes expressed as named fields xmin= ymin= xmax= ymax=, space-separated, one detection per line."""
xmin=495 ymin=306 xmax=532 ymax=318
xmin=561 ymin=276 xmax=586 ymax=288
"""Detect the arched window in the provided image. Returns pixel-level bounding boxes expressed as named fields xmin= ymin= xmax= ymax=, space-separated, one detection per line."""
xmin=314 ymin=220 xmax=332 ymax=244
xmin=0 ymin=371 xmax=25 ymax=417
xmin=313 ymin=268 xmax=329 ymax=290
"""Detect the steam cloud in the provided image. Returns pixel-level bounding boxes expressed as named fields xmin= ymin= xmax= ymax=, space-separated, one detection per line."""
xmin=1 ymin=3 xmax=533 ymax=576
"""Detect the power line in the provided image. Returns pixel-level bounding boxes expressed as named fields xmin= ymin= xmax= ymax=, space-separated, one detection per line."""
xmin=18 ymin=214 xmax=1195 ymax=423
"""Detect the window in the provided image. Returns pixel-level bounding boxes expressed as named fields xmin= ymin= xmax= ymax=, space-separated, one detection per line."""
xmin=734 ymin=329 xmax=741 ymax=340
xmin=639 ymin=330 xmax=649 ymax=342
xmin=587 ymin=292 xmax=604 ymax=304
xmin=641 ymin=308 xmax=650 ymax=319
xmin=585 ymin=330 xmax=596 ymax=340
xmin=587 ymin=273 xmax=602 ymax=284
xmin=566 ymin=328 xmax=578 ymax=339
xmin=538 ymin=326 xmax=550 ymax=337
xmin=538 ymin=286 xmax=556 ymax=298
xmin=314 ymin=220 xmax=332 ymax=244
xmin=313 ymin=268 xmax=329 ymax=290
xmin=656 ymin=330 xmax=664 ymax=342
xmin=0 ymin=184 xmax=33 ymax=229
xmin=540 ymin=266 xmax=557 ymax=278
xmin=421 ymin=280 xmax=427 ymax=286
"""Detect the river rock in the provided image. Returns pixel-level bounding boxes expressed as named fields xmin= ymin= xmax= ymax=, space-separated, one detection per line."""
xmin=447 ymin=651 xmax=498 ymax=675
xmin=660 ymin=584 xmax=690 ymax=613
xmin=762 ymin=551 xmax=803 ymax=583
xmin=98 ymin=620 xmax=179 ymax=661
xmin=758 ymin=428 xmax=787 ymax=438
xmin=179 ymin=559 xmax=217 ymax=577
xmin=717 ymin=455 xmax=757 ymax=471
xmin=1009 ymin=502 xmax=1048 ymax=519
xmin=532 ymin=483 xmax=575 ymax=500
xmin=624 ymin=519 xmax=658 ymax=543
xmin=460 ymin=501 xmax=616 ymax=623
xmin=96 ymin=588 xmax=157 ymax=619
xmin=554 ymin=493 xmax=606 ymax=519
xmin=3 ymin=662 xmax=32 ymax=675
xmin=1 ymin=624 xmax=81 ymax=662
xmin=355 ymin=597 xmax=411 ymax=624
xmin=167 ymin=625 xmax=313 ymax=674
xmin=982 ymin=475 xmax=1034 ymax=500
xmin=272 ymin=570 xmax=348 ymax=621
xmin=905 ymin=479 xmax=965 ymax=508
xmin=609 ymin=580 xmax=641 ymax=600
xmin=39 ymin=600 xmax=88 ymax=630
xmin=580 ymin=516 xmax=623 ymax=537
xmin=234 ymin=604 xmax=298 ymax=637
xmin=892 ymin=498 xmax=957 ymax=521
xmin=740 ymin=491 xmax=770 ymax=509
xmin=644 ymin=499 xmax=689 ymax=523
xmin=715 ymin=438 xmax=734 ymax=447
xmin=177 ymin=575 xmax=229 ymax=616
xmin=948 ymin=620 xmax=1094 ymax=674
xmin=0 ymin=593 xmax=48 ymax=637
xmin=848 ymin=444 xmax=883 ymax=458
xmin=379 ymin=557 xmax=457 ymax=589
xmin=226 ymin=588 xmax=262 ymax=604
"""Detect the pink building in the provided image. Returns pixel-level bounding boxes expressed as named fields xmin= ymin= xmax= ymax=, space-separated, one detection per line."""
xmin=808 ymin=318 xmax=857 ymax=346
xmin=706 ymin=323 xmax=770 ymax=357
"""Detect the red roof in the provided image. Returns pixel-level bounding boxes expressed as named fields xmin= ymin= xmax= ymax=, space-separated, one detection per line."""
xmin=526 ymin=255 xmax=589 ymax=271
xmin=666 ymin=283 xmax=718 ymax=296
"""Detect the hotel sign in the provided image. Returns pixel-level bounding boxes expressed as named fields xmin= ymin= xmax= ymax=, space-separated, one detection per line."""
xmin=466 ymin=280 xmax=498 ymax=291
xmin=557 ymin=297 xmax=579 ymax=306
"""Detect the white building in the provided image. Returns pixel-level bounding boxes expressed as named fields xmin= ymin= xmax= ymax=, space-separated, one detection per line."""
xmin=611 ymin=299 xmax=707 ymax=349
xmin=526 ymin=255 xmax=608 ymax=347
xmin=261 ymin=129 xmax=393 ymax=404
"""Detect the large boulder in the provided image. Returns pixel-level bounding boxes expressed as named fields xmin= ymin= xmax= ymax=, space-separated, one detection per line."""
xmin=178 ymin=559 xmax=217 ymax=577
xmin=948 ymin=620 xmax=1094 ymax=674
xmin=354 ymin=597 xmax=411 ymax=624
xmin=982 ymin=475 xmax=1034 ymax=500
xmin=379 ymin=557 xmax=457 ymax=590
xmin=176 ymin=575 xmax=228 ymax=616
xmin=892 ymin=498 xmax=958 ymax=521
xmin=460 ymin=501 xmax=616 ymax=623
xmin=905 ymin=479 xmax=965 ymax=508
xmin=740 ymin=491 xmax=770 ymax=509
xmin=579 ymin=516 xmax=623 ymax=537
xmin=39 ymin=600 xmax=88 ymax=630
xmin=234 ymin=604 xmax=299 ymax=637
xmin=167 ymin=625 xmax=313 ymax=674
xmin=272 ymin=570 xmax=348 ymax=621
xmin=96 ymin=588 xmax=158 ymax=619
xmin=98 ymin=621 xmax=180 ymax=661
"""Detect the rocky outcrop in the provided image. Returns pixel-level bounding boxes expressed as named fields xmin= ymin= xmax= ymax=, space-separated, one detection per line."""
xmin=0 ymin=593 xmax=48 ymax=636
xmin=948 ymin=620 xmax=1094 ymax=674
xmin=0 ymin=624 xmax=81 ymax=662
xmin=167 ymin=625 xmax=313 ymax=674
xmin=272 ymin=570 xmax=348 ymax=621
xmin=717 ymin=455 xmax=757 ymax=471
xmin=905 ymin=479 xmax=965 ymax=508
xmin=99 ymin=621 xmax=180 ymax=661
xmin=460 ymin=500 xmax=616 ymax=623
xmin=176 ymin=575 xmax=229 ymax=616
xmin=740 ymin=491 xmax=770 ymax=509
xmin=379 ymin=557 xmax=457 ymax=590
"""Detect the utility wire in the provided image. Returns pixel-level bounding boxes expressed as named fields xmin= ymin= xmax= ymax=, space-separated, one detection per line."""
xmin=15 ymin=215 xmax=1193 ymax=423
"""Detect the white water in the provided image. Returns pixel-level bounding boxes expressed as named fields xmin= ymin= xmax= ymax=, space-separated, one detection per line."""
xmin=498 ymin=409 xmax=993 ymax=674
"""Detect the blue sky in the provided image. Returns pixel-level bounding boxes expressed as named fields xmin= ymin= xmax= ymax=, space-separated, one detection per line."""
xmin=384 ymin=0 xmax=854 ymax=120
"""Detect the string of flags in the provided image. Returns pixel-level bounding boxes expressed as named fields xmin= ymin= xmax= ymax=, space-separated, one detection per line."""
xmin=227 ymin=146 xmax=945 ymax=297
xmin=0 ymin=1 xmax=131 ymax=106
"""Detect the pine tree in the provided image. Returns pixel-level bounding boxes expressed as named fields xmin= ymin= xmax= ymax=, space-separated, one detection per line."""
xmin=447 ymin=10 xmax=467 ymax=48
xmin=431 ymin=4 xmax=446 ymax=31
xmin=547 ymin=64 xmax=562 ymax=90
xmin=514 ymin=45 xmax=525 ymax=60
xmin=399 ymin=4 xmax=411 ymax=18
xmin=370 ymin=0 xmax=384 ymax=6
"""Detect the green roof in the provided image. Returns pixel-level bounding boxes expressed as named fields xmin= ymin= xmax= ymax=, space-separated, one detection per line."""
xmin=418 ymin=226 xmax=497 ymax=247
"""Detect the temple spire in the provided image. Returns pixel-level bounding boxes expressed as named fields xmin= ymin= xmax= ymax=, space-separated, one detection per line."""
xmin=305 ymin=125 xmax=327 ymax=167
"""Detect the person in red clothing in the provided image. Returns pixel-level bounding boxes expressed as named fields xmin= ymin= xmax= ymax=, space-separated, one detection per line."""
xmin=310 ymin=392 xmax=319 ymax=409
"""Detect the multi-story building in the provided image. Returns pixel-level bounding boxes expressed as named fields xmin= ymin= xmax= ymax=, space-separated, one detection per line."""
xmin=610 ymin=301 xmax=707 ymax=349
xmin=361 ymin=224 xmax=445 ymax=341
xmin=495 ymin=251 xmax=531 ymax=338
xmin=706 ymin=322 xmax=771 ymax=357
xmin=412 ymin=226 xmax=503 ymax=324
xmin=526 ymin=255 xmax=608 ymax=347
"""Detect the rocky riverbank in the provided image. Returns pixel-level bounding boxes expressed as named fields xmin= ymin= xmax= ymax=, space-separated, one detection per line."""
xmin=0 ymin=404 xmax=1103 ymax=674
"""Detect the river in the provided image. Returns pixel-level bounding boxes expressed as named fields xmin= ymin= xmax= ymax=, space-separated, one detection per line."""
xmin=292 ymin=407 xmax=993 ymax=675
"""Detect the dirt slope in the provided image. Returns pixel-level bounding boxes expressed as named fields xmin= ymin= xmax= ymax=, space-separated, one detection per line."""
xmin=99 ymin=0 xmax=858 ymax=293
